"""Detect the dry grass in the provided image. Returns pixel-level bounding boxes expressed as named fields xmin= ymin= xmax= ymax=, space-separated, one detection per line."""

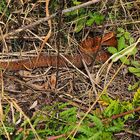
xmin=0 ymin=0 xmax=140 ymax=139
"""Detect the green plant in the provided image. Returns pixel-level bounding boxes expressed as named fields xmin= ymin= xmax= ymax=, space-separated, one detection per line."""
xmin=0 ymin=0 xmax=6 ymax=13
xmin=1 ymin=95 xmax=140 ymax=140
xmin=75 ymin=95 xmax=135 ymax=140
xmin=0 ymin=0 xmax=9 ymax=16
xmin=128 ymin=60 xmax=140 ymax=91
xmin=128 ymin=81 xmax=140 ymax=91
xmin=74 ymin=11 xmax=104 ymax=33
xmin=128 ymin=60 xmax=140 ymax=77
xmin=65 ymin=0 xmax=104 ymax=33
xmin=132 ymin=88 xmax=140 ymax=107
xmin=108 ymin=28 xmax=137 ymax=65
xmin=107 ymin=28 xmax=139 ymax=91
xmin=86 ymin=12 xmax=104 ymax=26
xmin=77 ymin=115 xmax=114 ymax=140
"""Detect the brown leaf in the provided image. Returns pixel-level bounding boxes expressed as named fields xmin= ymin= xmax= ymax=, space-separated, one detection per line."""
xmin=43 ymin=81 xmax=49 ymax=90
xmin=30 ymin=83 xmax=44 ymax=90
xmin=50 ymin=73 xmax=57 ymax=89
xmin=29 ymin=100 xmax=38 ymax=110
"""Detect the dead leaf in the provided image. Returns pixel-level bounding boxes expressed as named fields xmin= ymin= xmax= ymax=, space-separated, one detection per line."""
xmin=43 ymin=81 xmax=49 ymax=90
xmin=18 ymin=70 xmax=31 ymax=77
xmin=30 ymin=100 xmax=38 ymax=110
xmin=50 ymin=73 xmax=57 ymax=89
xmin=30 ymin=83 xmax=44 ymax=90
xmin=18 ymin=70 xmax=32 ymax=81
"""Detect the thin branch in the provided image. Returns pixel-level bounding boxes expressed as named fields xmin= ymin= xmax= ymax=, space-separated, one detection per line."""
xmin=111 ymin=106 xmax=140 ymax=120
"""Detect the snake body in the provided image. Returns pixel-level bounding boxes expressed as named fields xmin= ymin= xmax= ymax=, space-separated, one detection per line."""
xmin=0 ymin=32 xmax=117 ymax=71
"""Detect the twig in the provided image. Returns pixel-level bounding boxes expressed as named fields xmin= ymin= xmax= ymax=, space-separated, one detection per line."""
xmin=39 ymin=0 xmax=52 ymax=53
xmin=100 ymin=106 xmax=140 ymax=124
xmin=82 ymin=59 xmax=98 ymax=96
xmin=87 ymin=106 xmax=140 ymax=128
xmin=56 ymin=0 xmax=64 ymax=88
xmin=125 ymin=129 xmax=140 ymax=137
xmin=47 ymin=134 xmax=66 ymax=140
xmin=0 ymin=0 xmax=101 ymax=40
xmin=110 ymin=106 xmax=140 ymax=120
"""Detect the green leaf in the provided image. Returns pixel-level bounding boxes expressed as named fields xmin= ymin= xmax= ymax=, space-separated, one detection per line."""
xmin=73 ymin=0 xmax=81 ymax=5
xmin=128 ymin=67 xmax=140 ymax=73
xmin=94 ymin=14 xmax=104 ymax=25
xmin=117 ymin=33 xmax=123 ymax=38
xmin=0 ymin=0 xmax=6 ymax=13
xmin=86 ymin=18 xmax=95 ymax=26
xmin=75 ymin=23 xmax=84 ymax=32
xmin=131 ymin=60 xmax=140 ymax=68
xmin=124 ymin=32 xmax=130 ymax=40
xmin=100 ymin=94 xmax=112 ymax=104
xmin=79 ymin=125 xmax=93 ymax=136
xmin=106 ymin=125 xmax=123 ymax=132
xmin=102 ymin=132 xmax=112 ymax=140
xmin=58 ymin=103 xmax=69 ymax=109
xmin=74 ymin=17 xmax=85 ymax=32
xmin=133 ymin=88 xmax=140 ymax=106
xmin=88 ymin=131 xmax=102 ymax=140
xmin=129 ymin=47 xmax=137 ymax=56
xmin=60 ymin=107 xmax=77 ymax=120
xmin=86 ymin=12 xmax=104 ymax=26
xmin=113 ymin=102 xmax=120 ymax=115
xmin=118 ymin=36 xmax=126 ymax=51
xmin=14 ymin=133 xmax=23 ymax=140
xmin=88 ymin=115 xmax=104 ymax=130
xmin=65 ymin=10 xmax=78 ymax=16
xmin=128 ymin=67 xmax=140 ymax=77
xmin=129 ymin=37 xmax=134 ymax=44
xmin=126 ymin=3 xmax=133 ymax=9
xmin=107 ymin=47 xmax=118 ymax=54
xmin=117 ymin=28 xmax=125 ymax=33
xmin=120 ymin=56 xmax=130 ymax=65
xmin=128 ymin=81 xmax=140 ymax=91
xmin=103 ymin=100 xmax=125 ymax=118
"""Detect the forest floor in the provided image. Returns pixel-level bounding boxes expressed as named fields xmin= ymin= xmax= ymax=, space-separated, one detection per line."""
xmin=0 ymin=0 xmax=140 ymax=140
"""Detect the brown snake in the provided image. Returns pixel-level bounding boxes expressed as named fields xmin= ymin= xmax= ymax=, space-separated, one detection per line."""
xmin=0 ymin=32 xmax=117 ymax=71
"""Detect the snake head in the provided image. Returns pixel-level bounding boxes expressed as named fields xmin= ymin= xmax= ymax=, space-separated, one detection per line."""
xmin=80 ymin=37 xmax=100 ymax=56
xmin=101 ymin=32 xmax=117 ymax=47
xmin=80 ymin=32 xmax=117 ymax=56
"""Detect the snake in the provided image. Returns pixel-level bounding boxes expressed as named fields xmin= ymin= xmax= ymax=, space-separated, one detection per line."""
xmin=0 ymin=32 xmax=117 ymax=71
